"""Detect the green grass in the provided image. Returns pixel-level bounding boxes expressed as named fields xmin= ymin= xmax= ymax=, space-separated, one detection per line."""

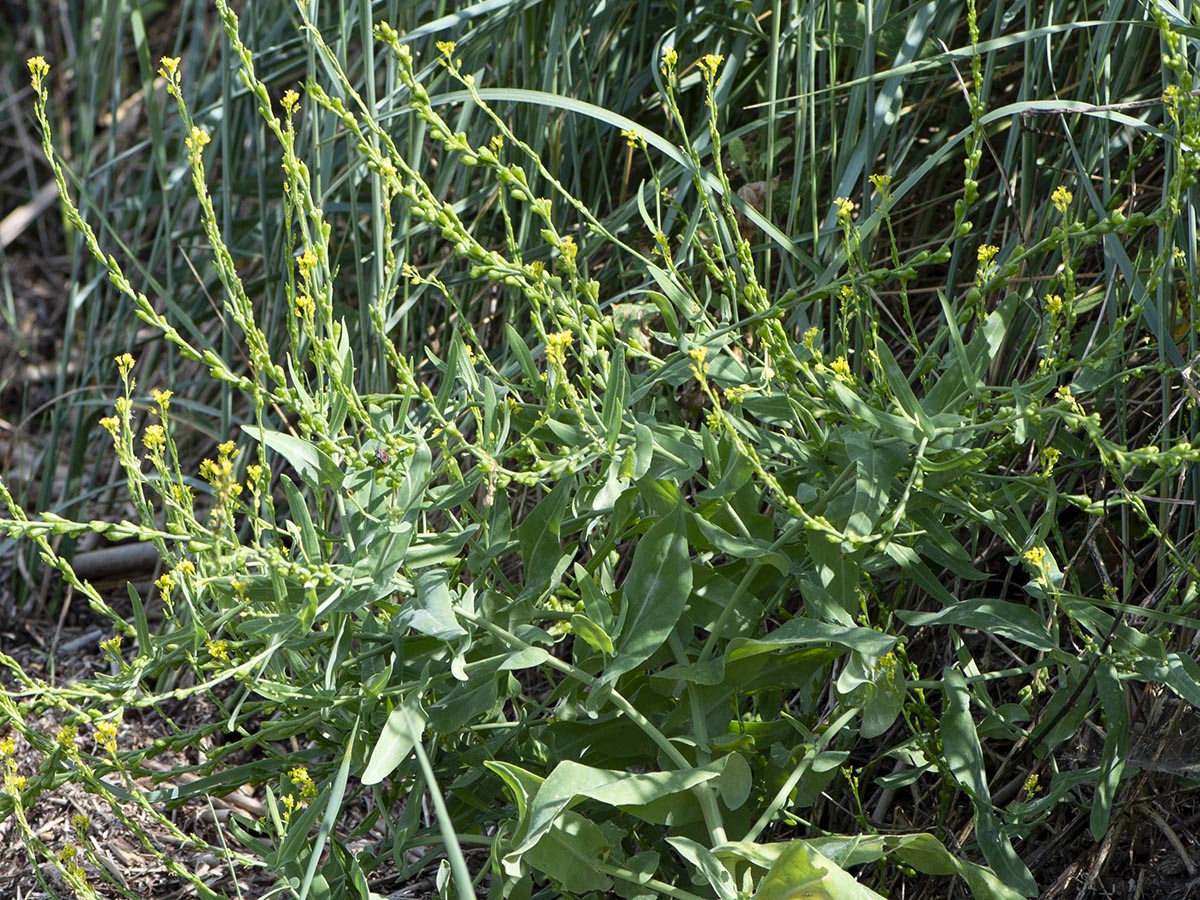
xmin=2 ymin=1 xmax=1199 ymax=898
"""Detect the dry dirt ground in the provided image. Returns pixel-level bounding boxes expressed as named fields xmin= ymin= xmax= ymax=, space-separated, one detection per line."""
xmin=0 ymin=613 xmax=278 ymax=899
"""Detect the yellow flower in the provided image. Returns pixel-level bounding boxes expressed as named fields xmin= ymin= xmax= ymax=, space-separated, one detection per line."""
xmin=143 ymin=424 xmax=167 ymax=453
xmin=1040 ymin=446 xmax=1061 ymax=476
xmin=1023 ymin=546 xmax=1046 ymax=566
xmin=699 ymin=53 xmax=724 ymax=80
xmin=835 ymin=197 xmax=854 ymax=226
xmin=1051 ymin=186 xmax=1073 ymax=214
xmin=206 ymin=639 xmax=230 ymax=665
xmin=558 ymin=235 xmax=578 ymax=268
xmin=152 ymin=388 xmax=173 ymax=411
xmin=869 ymin=173 xmax=892 ymax=200
xmin=1164 ymin=84 xmax=1182 ymax=118
xmin=1023 ymin=773 xmax=1041 ymax=799
xmin=95 ymin=719 xmax=119 ymax=754
xmin=621 ymin=128 xmax=645 ymax=149
xmin=1055 ymin=385 xmax=1085 ymax=415
xmin=57 ymin=723 xmax=78 ymax=752
xmin=688 ymin=345 xmax=708 ymax=379
xmin=545 ymin=330 xmax=573 ymax=369
xmin=281 ymin=89 xmax=300 ymax=117
xmin=99 ymin=416 xmax=120 ymax=437
xmin=660 ymin=46 xmax=678 ymax=74
xmin=156 ymin=572 xmax=176 ymax=601
xmin=27 ymin=56 xmax=50 ymax=89
xmin=157 ymin=56 xmax=181 ymax=82
xmin=99 ymin=635 xmax=123 ymax=659
xmin=977 ymin=244 xmax=999 ymax=265
xmin=436 ymin=40 xmax=457 ymax=58
xmin=1044 ymin=293 xmax=1063 ymax=316
xmin=831 ymin=356 xmax=853 ymax=381
xmin=115 ymin=353 xmax=135 ymax=377
xmin=185 ymin=126 xmax=211 ymax=154
xmin=294 ymin=293 xmax=316 ymax=320
xmin=297 ymin=249 xmax=318 ymax=279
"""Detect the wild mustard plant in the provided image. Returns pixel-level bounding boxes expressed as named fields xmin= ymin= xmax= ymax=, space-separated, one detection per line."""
xmin=12 ymin=3 xmax=1200 ymax=897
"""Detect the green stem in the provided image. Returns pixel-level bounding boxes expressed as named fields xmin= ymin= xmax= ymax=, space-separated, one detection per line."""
xmin=455 ymin=608 xmax=725 ymax=842
xmin=668 ymin=631 xmax=727 ymax=845
xmin=742 ymin=706 xmax=859 ymax=844
xmin=412 ymin=741 xmax=475 ymax=900
xmin=597 ymin=859 xmax=712 ymax=900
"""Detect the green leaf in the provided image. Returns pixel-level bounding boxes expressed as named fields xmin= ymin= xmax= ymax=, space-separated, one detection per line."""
xmin=517 ymin=478 xmax=573 ymax=596
xmin=243 ymin=425 xmax=343 ymax=491
xmin=513 ymin=757 xmax=740 ymax=857
xmin=506 ymin=324 xmax=542 ymax=392
xmin=1091 ymin=663 xmax=1127 ymax=840
xmin=667 ymin=837 xmax=738 ymax=900
xmin=362 ymin=696 xmax=425 ymax=785
xmin=691 ymin=512 xmax=790 ymax=574
xmin=750 ymin=617 xmax=895 ymax=660
xmin=499 ymin=647 xmax=550 ymax=670
xmin=874 ymin=340 xmax=935 ymax=437
xmin=896 ymin=599 xmax=1055 ymax=652
xmin=751 ymin=841 xmax=885 ymax=900
xmin=127 ymin=582 xmax=152 ymax=658
xmin=396 ymin=569 xmax=466 ymax=640
xmin=602 ymin=502 xmax=691 ymax=686
xmin=523 ymin=811 xmax=612 ymax=893
xmin=570 ymin=614 xmax=615 ymax=655
xmin=602 ymin=345 xmax=628 ymax=452
xmin=281 ymin=474 xmax=321 ymax=563
xmin=941 ymin=669 xmax=1037 ymax=896
xmin=485 ymin=760 xmax=543 ymax=828
xmin=1136 ymin=652 xmax=1200 ymax=710
xmin=647 ymin=263 xmax=701 ymax=322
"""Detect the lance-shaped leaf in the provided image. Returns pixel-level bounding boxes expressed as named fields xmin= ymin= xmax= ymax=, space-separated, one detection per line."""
xmin=601 ymin=502 xmax=691 ymax=687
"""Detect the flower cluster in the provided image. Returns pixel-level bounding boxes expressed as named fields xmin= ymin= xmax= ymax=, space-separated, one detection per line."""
xmin=206 ymin=639 xmax=231 ymax=665
xmin=699 ymin=53 xmax=724 ymax=81
xmin=545 ymin=330 xmax=573 ymax=370
xmin=199 ymin=440 xmax=244 ymax=529
xmin=660 ymin=46 xmax=678 ymax=76
xmin=1 ymin=734 xmax=25 ymax=793
xmin=830 ymin=356 xmax=853 ymax=383
xmin=835 ymin=197 xmax=855 ymax=226
xmin=869 ymin=172 xmax=893 ymax=202
xmin=27 ymin=56 xmax=49 ymax=92
xmin=281 ymin=765 xmax=320 ymax=820
xmin=621 ymin=128 xmax=646 ymax=150
xmin=1051 ymin=185 xmax=1073 ymax=215
xmin=158 ymin=56 xmax=182 ymax=96
xmin=95 ymin=718 xmax=119 ymax=754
